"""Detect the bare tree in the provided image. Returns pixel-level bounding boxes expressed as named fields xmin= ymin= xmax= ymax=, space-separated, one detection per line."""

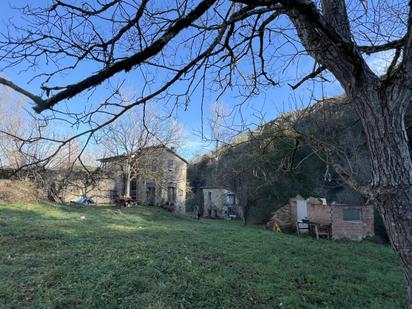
xmin=0 ymin=92 xmax=69 ymax=171
xmin=209 ymin=102 xmax=232 ymax=150
xmin=98 ymin=103 xmax=183 ymax=199
xmin=1 ymin=0 xmax=412 ymax=303
xmin=0 ymin=96 xmax=44 ymax=169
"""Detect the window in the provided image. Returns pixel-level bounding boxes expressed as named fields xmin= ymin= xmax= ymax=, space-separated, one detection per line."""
xmin=226 ymin=193 xmax=235 ymax=206
xmin=208 ymin=192 xmax=212 ymax=201
xmin=342 ymin=208 xmax=362 ymax=222
xmin=167 ymin=159 xmax=174 ymax=171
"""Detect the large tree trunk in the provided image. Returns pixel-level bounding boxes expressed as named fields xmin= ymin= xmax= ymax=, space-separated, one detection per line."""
xmin=354 ymin=87 xmax=412 ymax=307
xmin=378 ymin=195 xmax=412 ymax=307
xmin=242 ymin=203 xmax=249 ymax=225
xmin=286 ymin=0 xmax=412 ymax=301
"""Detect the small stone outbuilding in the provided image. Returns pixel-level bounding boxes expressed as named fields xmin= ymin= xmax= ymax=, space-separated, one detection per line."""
xmin=202 ymin=186 xmax=240 ymax=219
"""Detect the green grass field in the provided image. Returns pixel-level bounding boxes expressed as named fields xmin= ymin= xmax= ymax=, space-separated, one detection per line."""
xmin=0 ymin=202 xmax=406 ymax=308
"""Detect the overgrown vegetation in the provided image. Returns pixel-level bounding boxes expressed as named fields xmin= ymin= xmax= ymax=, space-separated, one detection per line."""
xmin=188 ymin=98 xmax=367 ymax=224
xmin=0 ymin=180 xmax=44 ymax=203
xmin=0 ymin=202 xmax=405 ymax=308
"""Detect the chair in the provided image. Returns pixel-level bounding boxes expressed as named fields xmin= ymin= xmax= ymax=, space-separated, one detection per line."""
xmin=297 ymin=221 xmax=309 ymax=235
xmin=313 ymin=223 xmax=332 ymax=240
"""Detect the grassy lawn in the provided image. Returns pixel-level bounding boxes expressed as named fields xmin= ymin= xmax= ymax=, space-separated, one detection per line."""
xmin=0 ymin=202 xmax=406 ymax=308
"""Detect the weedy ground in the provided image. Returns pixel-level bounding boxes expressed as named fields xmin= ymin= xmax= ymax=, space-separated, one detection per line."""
xmin=0 ymin=202 xmax=406 ymax=308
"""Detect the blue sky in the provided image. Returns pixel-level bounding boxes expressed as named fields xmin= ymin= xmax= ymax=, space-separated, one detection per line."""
xmin=0 ymin=1 xmax=396 ymax=161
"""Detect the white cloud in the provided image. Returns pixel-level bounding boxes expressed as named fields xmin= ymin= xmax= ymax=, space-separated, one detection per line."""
xmin=365 ymin=50 xmax=396 ymax=76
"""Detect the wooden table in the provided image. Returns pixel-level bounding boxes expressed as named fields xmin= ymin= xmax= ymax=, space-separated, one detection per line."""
xmin=309 ymin=222 xmax=332 ymax=240
xmin=297 ymin=221 xmax=331 ymax=239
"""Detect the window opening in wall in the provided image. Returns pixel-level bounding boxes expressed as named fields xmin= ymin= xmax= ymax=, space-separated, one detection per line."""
xmin=342 ymin=208 xmax=362 ymax=222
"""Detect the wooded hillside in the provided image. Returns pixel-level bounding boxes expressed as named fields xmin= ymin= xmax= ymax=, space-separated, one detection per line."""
xmin=189 ymin=97 xmax=412 ymax=225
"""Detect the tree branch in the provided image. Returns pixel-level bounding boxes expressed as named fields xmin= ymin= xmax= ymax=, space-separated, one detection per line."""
xmin=288 ymin=65 xmax=326 ymax=90
xmin=359 ymin=38 xmax=405 ymax=55
xmin=0 ymin=76 xmax=45 ymax=106
xmin=50 ymin=0 xmax=121 ymax=16
xmin=235 ymin=0 xmax=376 ymax=93
xmin=321 ymin=0 xmax=351 ymax=41
xmin=331 ymin=160 xmax=371 ymax=197
xmin=26 ymin=0 xmax=217 ymax=113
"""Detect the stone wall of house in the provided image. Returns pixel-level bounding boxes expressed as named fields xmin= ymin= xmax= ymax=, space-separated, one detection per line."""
xmin=202 ymin=188 xmax=239 ymax=218
xmin=161 ymin=149 xmax=187 ymax=214
xmin=331 ymin=205 xmax=374 ymax=240
xmin=203 ymin=188 xmax=228 ymax=218
xmin=126 ymin=148 xmax=187 ymax=214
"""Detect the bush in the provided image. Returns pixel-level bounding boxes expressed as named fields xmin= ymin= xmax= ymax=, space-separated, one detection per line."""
xmin=0 ymin=180 xmax=44 ymax=203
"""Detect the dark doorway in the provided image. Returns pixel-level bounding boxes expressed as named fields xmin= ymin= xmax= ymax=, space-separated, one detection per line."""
xmin=167 ymin=186 xmax=176 ymax=204
xmin=146 ymin=183 xmax=156 ymax=205
xmin=130 ymin=179 xmax=137 ymax=200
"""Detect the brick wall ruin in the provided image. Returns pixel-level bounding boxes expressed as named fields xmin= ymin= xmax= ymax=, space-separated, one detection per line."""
xmin=308 ymin=203 xmax=332 ymax=225
xmin=268 ymin=195 xmax=374 ymax=241
xmin=331 ymin=205 xmax=374 ymax=240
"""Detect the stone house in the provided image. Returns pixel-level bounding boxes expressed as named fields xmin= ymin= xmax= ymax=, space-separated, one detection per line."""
xmin=268 ymin=195 xmax=374 ymax=240
xmin=202 ymin=186 xmax=240 ymax=218
xmin=60 ymin=146 xmax=188 ymax=214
